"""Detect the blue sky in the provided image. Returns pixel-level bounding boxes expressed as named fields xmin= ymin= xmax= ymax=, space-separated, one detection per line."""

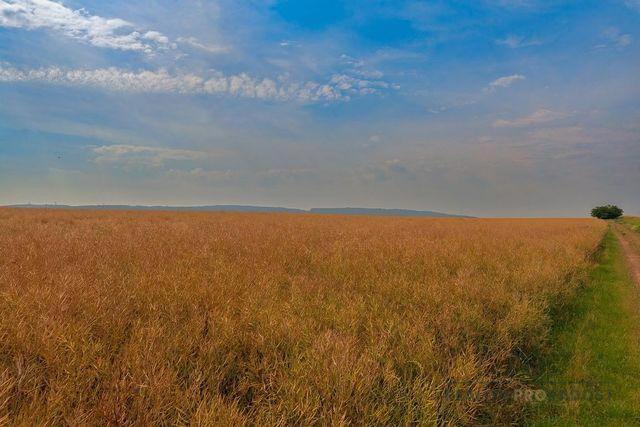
xmin=0 ymin=0 xmax=638 ymax=216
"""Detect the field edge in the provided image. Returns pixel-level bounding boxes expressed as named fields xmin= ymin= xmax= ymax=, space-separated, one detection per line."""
xmin=525 ymin=229 xmax=640 ymax=424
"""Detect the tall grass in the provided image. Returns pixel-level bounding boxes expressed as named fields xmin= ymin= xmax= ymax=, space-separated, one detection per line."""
xmin=620 ymin=216 xmax=640 ymax=232
xmin=0 ymin=209 xmax=605 ymax=424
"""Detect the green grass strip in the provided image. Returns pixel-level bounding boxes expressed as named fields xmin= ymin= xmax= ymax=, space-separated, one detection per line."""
xmin=527 ymin=231 xmax=640 ymax=425
xmin=620 ymin=217 xmax=640 ymax=232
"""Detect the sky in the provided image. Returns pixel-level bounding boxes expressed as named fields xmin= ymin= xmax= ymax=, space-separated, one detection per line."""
xmin=0 ymin=0 xmax=638 ymax=217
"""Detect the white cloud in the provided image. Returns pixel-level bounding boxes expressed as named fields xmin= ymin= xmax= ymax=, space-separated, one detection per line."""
xmin=338 ymin=53 xmax=386 ymax=81
xmin=356 ymin=158 xmax=422 ymax=183
xmin=166 ymin=167 xmax=313 ymax=182
xmin=92 ymin=144 xmax=206 ymax=167
xmin=496 ymin=35 xmax=541 ymax=48
xmin=167 ymin=168 xmax=234 ymax=181
xmin=0 ymin=65 xmax=394 ymax=102
xmin=0 ymin=0 xmax=173 ymax=52
xmin=351 ymin=69 xmax=384 ymax=79
xmin=261 ymin=168 xmax=314 ymax=180
xmin=487 ymin=74 xmax=525 ymax=91
xmin=177 ymin=36 xmax=228 ymax=54
xmin=340 ymin=53 xmax=365 ymax=68
xmin=624 ymin=0 xmax=640 ymax=11
xmin=329 ymin=73 xmax=389 ymax=96
xmin=143 ymin=31 xmax=169 ymax=45
xmin=617 ymin=34 xmax=632 ymax=46
xmin=279 ymin=40 xmax=300 ymax=48
xmin=493 ymin=109 xmax=568 ymax=127
xmin=601 ymin=28 xmax=633 ymax=49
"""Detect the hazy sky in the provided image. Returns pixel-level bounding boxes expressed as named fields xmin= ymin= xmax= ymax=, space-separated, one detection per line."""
xmin=0 ymin=0 xmax=638 ymax=216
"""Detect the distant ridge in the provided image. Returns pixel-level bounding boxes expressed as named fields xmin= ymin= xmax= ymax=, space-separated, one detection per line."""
xmin=6 ymin=204 xmax=473 ymax=218
xmin=309 ymin=207 xmax=473 ymax=218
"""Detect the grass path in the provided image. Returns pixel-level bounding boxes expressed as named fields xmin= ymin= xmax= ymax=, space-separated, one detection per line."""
xmin=527 ymin=228 xmax=640 ymax=425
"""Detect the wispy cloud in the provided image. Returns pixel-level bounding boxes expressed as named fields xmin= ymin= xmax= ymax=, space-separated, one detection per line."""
xmin=177 ymin=36 xmax=228 ymax=54
xmin=493 ymin=109 xmax=568 ymax=127
xmin=624 ymin=0 xmax=640 ymax=11
xmin=596 ymin=28 xmax=633 ymax=50
xmin=0 ymin=0 xmax=175 ymax=52
xmin=487 ymin=74 xmax=526 ymax=91
xmin=356 ymin=158 xmax=427 ymax=183
xmin=0 ymin=65 xmax=393 ymax=102
xmin=329 ymin=73 xmax=390 ymax=95
xmin=339 ymin=53 xmax=387 ymax=80
xmin=92 ymin=144 xmax=206 ymax=167
xmin=496 ymin=35 xmax=541 ymax=48
xmin=279 ymin=40 xmax=300 ymax=48
xmin=167 ymin=168 xmax=234 ymax=181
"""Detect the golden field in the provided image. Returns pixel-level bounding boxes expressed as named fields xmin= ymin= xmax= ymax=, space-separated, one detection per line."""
xmin=0 ymin=209 xmax=605 ymax=425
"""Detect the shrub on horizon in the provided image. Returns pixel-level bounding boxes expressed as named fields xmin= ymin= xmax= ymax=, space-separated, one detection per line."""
xmin=590 ymin=204 xmax=623 ymax=219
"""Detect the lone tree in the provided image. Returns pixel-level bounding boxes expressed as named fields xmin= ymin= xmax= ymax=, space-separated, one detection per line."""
xmin=591 ymin=204 xmax=623 ymax=219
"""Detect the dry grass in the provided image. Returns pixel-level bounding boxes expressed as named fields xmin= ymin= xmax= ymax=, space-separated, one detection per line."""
xmin=0 ymin=209 xmax=605 ymax=425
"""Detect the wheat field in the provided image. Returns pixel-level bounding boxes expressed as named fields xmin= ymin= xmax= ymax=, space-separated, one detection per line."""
xmin=0 ymin=209 xmax=605 ymax=425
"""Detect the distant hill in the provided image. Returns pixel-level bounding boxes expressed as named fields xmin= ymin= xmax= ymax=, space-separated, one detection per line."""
xmin=7 ymin=204 xmax=473 ymax=218
xmin=309 ymin=207 xmax=474 ymax=218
